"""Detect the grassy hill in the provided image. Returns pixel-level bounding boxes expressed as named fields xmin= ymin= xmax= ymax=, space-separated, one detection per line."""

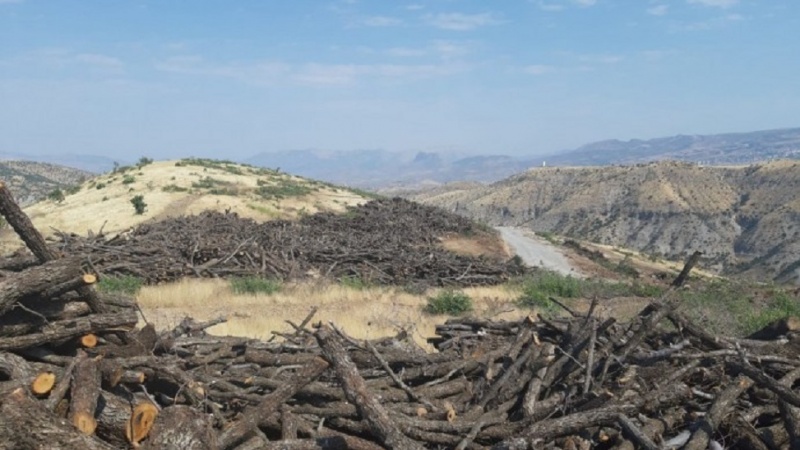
xmin=0 ymin=158 xmax=368 ymax=252
xmin=409 ymin=160 xmax=800 ymax=283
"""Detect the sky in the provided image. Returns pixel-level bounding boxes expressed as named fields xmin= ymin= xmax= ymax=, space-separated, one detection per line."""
xmin=1 ymin=0 xmax=799 ymax=160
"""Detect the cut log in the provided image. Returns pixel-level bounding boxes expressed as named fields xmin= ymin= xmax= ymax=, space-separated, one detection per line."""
xmin=0 ymin=183 xmax=111 ymax=314
xmin=31 ymin=370 xmax=57 ymax=396
xmin=69 ymin=352 xmax=102 ymax=435
xmin=748 ymin=316 xmax=800 ymax=340
xmin=80 ymin=334 xmax=98 ymax=348
xmin=126 ymin=401 xmax=160 ymax=446
xmin=141 ymin=405 xmax=217 ymax=450
xmin=315 ymin=324 xmax=425 ymax=450
xmin=46 ymin=353 xmax=81 ymax=411
xmin=0 ymin=387 xmax=115 ymax=450
xmin=91 ymin=389 xmax=142 ymax=448
xmin=0 ymin=299 xmax=92 ymax=338
xmin=0 ymin=310 xmax=137 ymax=351
xmin=671 ymin=250 xmax=702 ymax=287
xmin=0 ymin=256 xmax=84 ymax=315
xmin=218 ymin=357 xmax=330 ymax=449
xmin=0 ymin=182 xmax=59 ymax=262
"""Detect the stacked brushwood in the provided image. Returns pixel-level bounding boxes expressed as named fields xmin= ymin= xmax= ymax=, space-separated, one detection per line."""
xmin=2 ymin=182 xmax=800 ymax=449
xmin=7 ymin=197 xmax=524 ymax=287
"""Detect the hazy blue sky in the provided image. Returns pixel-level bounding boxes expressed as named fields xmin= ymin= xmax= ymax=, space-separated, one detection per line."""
xmin=1 ymin=0 xmax=798 ymax=160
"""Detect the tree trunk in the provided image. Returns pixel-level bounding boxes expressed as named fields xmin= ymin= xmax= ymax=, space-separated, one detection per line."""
xmin=0 ymin=310 xmax=137 ymax=351
xmin=142 ymin=405 xmax=218 ymax=450
xmin=0 ymin=387 xmax=115 ymax=450
xmin=69 ymin=352 xmax=102 ymax=435
xmin=315 ymin=325 xmax=425 ymax=450
xmin=0 ymin=257 xmax=84 ymax=315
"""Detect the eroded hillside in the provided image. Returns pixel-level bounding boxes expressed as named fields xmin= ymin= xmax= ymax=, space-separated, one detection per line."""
xmin=410 ymin=160 xmax=800 ymax=283
xmin=0 ymin=160 xmax=90 ymax=206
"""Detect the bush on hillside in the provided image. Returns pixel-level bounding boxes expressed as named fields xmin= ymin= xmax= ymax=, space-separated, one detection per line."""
xmin=425 ymin=290 xmax=473 ymax=315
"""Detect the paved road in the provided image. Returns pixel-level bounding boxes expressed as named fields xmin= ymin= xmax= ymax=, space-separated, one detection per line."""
xmin=497 ymin=227 xmax=581 ymax=277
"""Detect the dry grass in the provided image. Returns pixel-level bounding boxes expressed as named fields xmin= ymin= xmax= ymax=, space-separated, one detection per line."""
xmin=137 ymin=278 xmax=527 ymax=348
xmin=440 ymin=233 xmax=511 ymax=260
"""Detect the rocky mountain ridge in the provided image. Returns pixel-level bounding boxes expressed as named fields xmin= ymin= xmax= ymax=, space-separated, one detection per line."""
xmin=0 ymin=160 xmax=91 ymax=206
xmin=408 ymin=160 xmax=800 ymax=284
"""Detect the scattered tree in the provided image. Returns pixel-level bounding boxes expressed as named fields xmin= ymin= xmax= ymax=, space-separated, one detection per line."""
xmin=47 ymin=188 xmax=65 ymax=203
xmin=130 ymin=195 xmax=147 ymax=215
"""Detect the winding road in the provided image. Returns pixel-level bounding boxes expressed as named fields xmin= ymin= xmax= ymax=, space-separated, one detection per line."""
xmin=497 ymin=227 xmax=581 ymax=277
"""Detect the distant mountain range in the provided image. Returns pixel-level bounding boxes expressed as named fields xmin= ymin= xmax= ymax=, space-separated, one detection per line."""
xmin=2 ymin=127 xmax=798 ymax=188
xmin=246 ymin=127 xmax=800 ymax=188
xmin=243 ymin=150 xmax=529 ymax=189
xmin=543 ymin=127 xmax=800 ymax=167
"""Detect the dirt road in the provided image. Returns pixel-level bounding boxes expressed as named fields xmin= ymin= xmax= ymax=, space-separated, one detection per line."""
xmin=497 ymin=227 xmax=581 ymax=277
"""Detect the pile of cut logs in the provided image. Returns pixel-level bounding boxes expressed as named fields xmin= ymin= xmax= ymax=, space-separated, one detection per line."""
xmin=6 ymin=197 xmax=525 ymax=287
xmin=1 ymin=182 xmax=800 ymax=449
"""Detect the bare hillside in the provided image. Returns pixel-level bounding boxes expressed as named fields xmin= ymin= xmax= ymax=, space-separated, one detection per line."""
xmin=0 ymin=158 xmax=367 ymax=252
xmin=409 ymin=160 xmax=800 ymax=283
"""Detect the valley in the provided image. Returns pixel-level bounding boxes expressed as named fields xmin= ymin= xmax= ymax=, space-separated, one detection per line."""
xmin=409 ymin=160 xmax=800 ymax=284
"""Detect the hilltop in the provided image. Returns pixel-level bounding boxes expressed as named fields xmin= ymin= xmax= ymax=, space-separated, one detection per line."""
xmin=0 ymin=160 xmax=90 ymax=206
xmin=409 ymin=160 xmax=800 ymax=284
xmin=0 ymin=158 xmax=366 ymax=252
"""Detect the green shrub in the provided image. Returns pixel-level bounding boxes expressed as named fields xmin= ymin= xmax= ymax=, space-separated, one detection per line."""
xmin=122 ymin=175 xmax=136 ymax=185
xmin=514 ymin=270 xmax=664 ymax=311
xmin=255 ymin=179 xmax=316 ymax=200
xmin=98 ymin=275 xmax=143 ymax=295
xmin=230 ymin=277 xmax=282 ymax=295
xmin=339 ymin=275 xmax=372 ymax=291
xmin=192 ymin=176 xmax=231 ymax=190
xmin=47 ymin=188 xmax=65 ymax=203
xmin=425 ymin=290 xmax=473 ymax=315
xmin=137 ymin=156 xmax=154 ymax=167
xmin=95 ymin=182 xmax=107 ymax=190
xmin=741 ymin=290 xmax=800 ymax=335
xmin=162 ymin=184 xmax=188 ymax=193
xmin=517 ymin=272 xmax=582 ymax=310
xmin=130 ymin=195 xmax=147 ymax=214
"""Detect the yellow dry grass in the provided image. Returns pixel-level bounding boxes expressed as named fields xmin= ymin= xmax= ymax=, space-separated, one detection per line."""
xmin=136 ymin=278 xmax=528 ymax=348
xmin=439 ymin=233 xmax=511 ymax=260
xmin=0 ymin=160 xmax=366 ymax=253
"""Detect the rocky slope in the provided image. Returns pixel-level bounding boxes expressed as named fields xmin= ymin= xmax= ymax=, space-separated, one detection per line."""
xmin=0 ymin=160 xmax=91 ymax=206
xmin=409 ymin=160 xmax=800 ymax=283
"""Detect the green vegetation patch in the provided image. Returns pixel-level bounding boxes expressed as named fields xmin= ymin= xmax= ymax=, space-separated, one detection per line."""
xmin=256 ymin=179 xmax=316 ymax=200
xmin=178 ymin=157 xmax=268 ymax=176
xmin=192 ymin=176 xmax=233 ymax=191
xmin=230 ymin=277 xmax=282 ymax=295
xmin=130 ymin=195 xmax=147 ymax=214
xmin=162 ymin=184 xmax=188 ymax=193
xmin=679 ymin=280 xmax=800 ymax=336
xmin=338 ymin=275 xmax=372 ymax=291
xmin=425 ymin=289 xmax=473 ymax=315
xmin=514 ymin=270 xmax=665 ymax=311
xmin=47 ymin=188 xmax=65 ymax=203
xmin=98 ymin=275 xmax=144 ymax=295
